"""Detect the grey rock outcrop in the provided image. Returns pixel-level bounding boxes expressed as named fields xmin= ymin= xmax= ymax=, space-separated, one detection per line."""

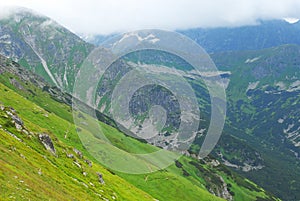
xmin=73 ymin=148 xmax=83 ymax=158
xmin=5 ymin=107 xmax=24 ymax=131
xmin=97 ymin=172 xmax=105 ymax=184
xmin=85 ymin=159 xmax=92 ymax=167
xmin=38 ymin=133 xmax=56 ymax=155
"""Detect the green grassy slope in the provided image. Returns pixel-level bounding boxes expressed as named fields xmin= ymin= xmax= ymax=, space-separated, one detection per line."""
xmin=0 ymin=85 xmax=154 ymax=201
xmin=0 ymin=57 xmax=278 ymax=200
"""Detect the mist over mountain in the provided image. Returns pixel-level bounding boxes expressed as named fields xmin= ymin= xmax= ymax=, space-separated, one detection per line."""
xmin=0 ymin=7 xmax=93 ymax=92
xmin=0 ymin=7 xmax=299 ymax=201
xmin=84 ymin=19 xmax=300 ymax=53
xmin=179 ymin=19 xmax=300 ymax=53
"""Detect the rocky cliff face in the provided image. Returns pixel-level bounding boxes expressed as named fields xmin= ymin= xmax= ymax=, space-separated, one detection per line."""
xmin=0 ymin=7 xmax=94 ymax=92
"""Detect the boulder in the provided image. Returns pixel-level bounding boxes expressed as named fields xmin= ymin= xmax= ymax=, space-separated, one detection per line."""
xmin=66 ymin=153 xmax=74 ymax=158
xmin=96 ymin=172 xmax=105 ymax=184
xmin=85 ymin=159 xmax=92 ymax=167
xmin=38 ymin=134 xmax=56 ymax=155
xmin=73 ymin=148 xmax=83 ymax=158
xmin=6 ymin=107 xmax=24 ymax=129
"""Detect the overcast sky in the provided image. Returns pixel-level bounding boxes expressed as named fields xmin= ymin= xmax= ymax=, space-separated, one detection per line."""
xmin=1 ymin=0 xmax=300 ymax=35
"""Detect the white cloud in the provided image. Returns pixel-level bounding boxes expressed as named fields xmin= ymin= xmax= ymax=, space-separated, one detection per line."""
xmin=1 ymin=0 xmax=300 ymax=34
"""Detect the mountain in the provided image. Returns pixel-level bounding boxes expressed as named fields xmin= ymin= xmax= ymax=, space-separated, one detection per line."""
xmin=0 ymin=55 xmax=278 ymax=200
xmin=114 ymin=45 xmax=300 ymax=200
xmin=213 ymin=44 xmax=300 ymax=151
xmin=179 ymin=20 xmax=300 ymax=53
xmin=85 ymin=42 xmax=298 ymax=199
xmin=85 ymin=19 xmax=300 ymax=54
xmin=211 ymin=45 xmax=300 ymax=200
xmin=86 ymin=25 xmax=300 ymax=200
xmin=0 ymin=7 xmax=93 ymax=92
xmin=0 ymin=8 xmax=295 ymax=200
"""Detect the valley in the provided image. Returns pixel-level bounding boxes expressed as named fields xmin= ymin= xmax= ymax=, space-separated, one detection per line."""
xmin=0 ymin=7 xmax=299 ymax=201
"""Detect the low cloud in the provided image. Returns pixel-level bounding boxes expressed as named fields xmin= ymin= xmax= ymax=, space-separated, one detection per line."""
xmin=1 ymin=0 xmax=300 ymax=35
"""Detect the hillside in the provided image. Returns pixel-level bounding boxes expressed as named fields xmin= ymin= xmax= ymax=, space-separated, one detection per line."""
xmin=211 ymin=45 xmax=300 ymax=200
xmin=97 ymin=45 xmax=300 ymax=200
xmin=0 ymin=55 xmax=278 ymax=200
xmin=0 ymin=7 xmax=93 ymax=92
xmin=0 ymin=8 xmax=294 ymax=200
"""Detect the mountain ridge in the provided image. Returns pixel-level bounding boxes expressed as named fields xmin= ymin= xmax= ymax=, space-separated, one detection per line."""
xmin=0 ymin=7 xmax=94 ymax=92
xmin=1 ymin=8 xmax=298 ymax=200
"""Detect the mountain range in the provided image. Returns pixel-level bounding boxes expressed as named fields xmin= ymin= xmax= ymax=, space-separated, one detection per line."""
xmin=0 ymin=7 xmax=299 ymax=201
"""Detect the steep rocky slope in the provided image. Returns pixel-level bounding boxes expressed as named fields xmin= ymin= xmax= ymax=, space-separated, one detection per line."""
xmin=0 ymin=7 xmax=93 ymax=91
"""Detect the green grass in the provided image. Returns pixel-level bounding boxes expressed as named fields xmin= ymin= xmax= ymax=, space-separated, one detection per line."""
xmin=0 ymin=129 xmax=153 ymax=201
xmin=0 ymin=84 xmax=155 ymax=201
